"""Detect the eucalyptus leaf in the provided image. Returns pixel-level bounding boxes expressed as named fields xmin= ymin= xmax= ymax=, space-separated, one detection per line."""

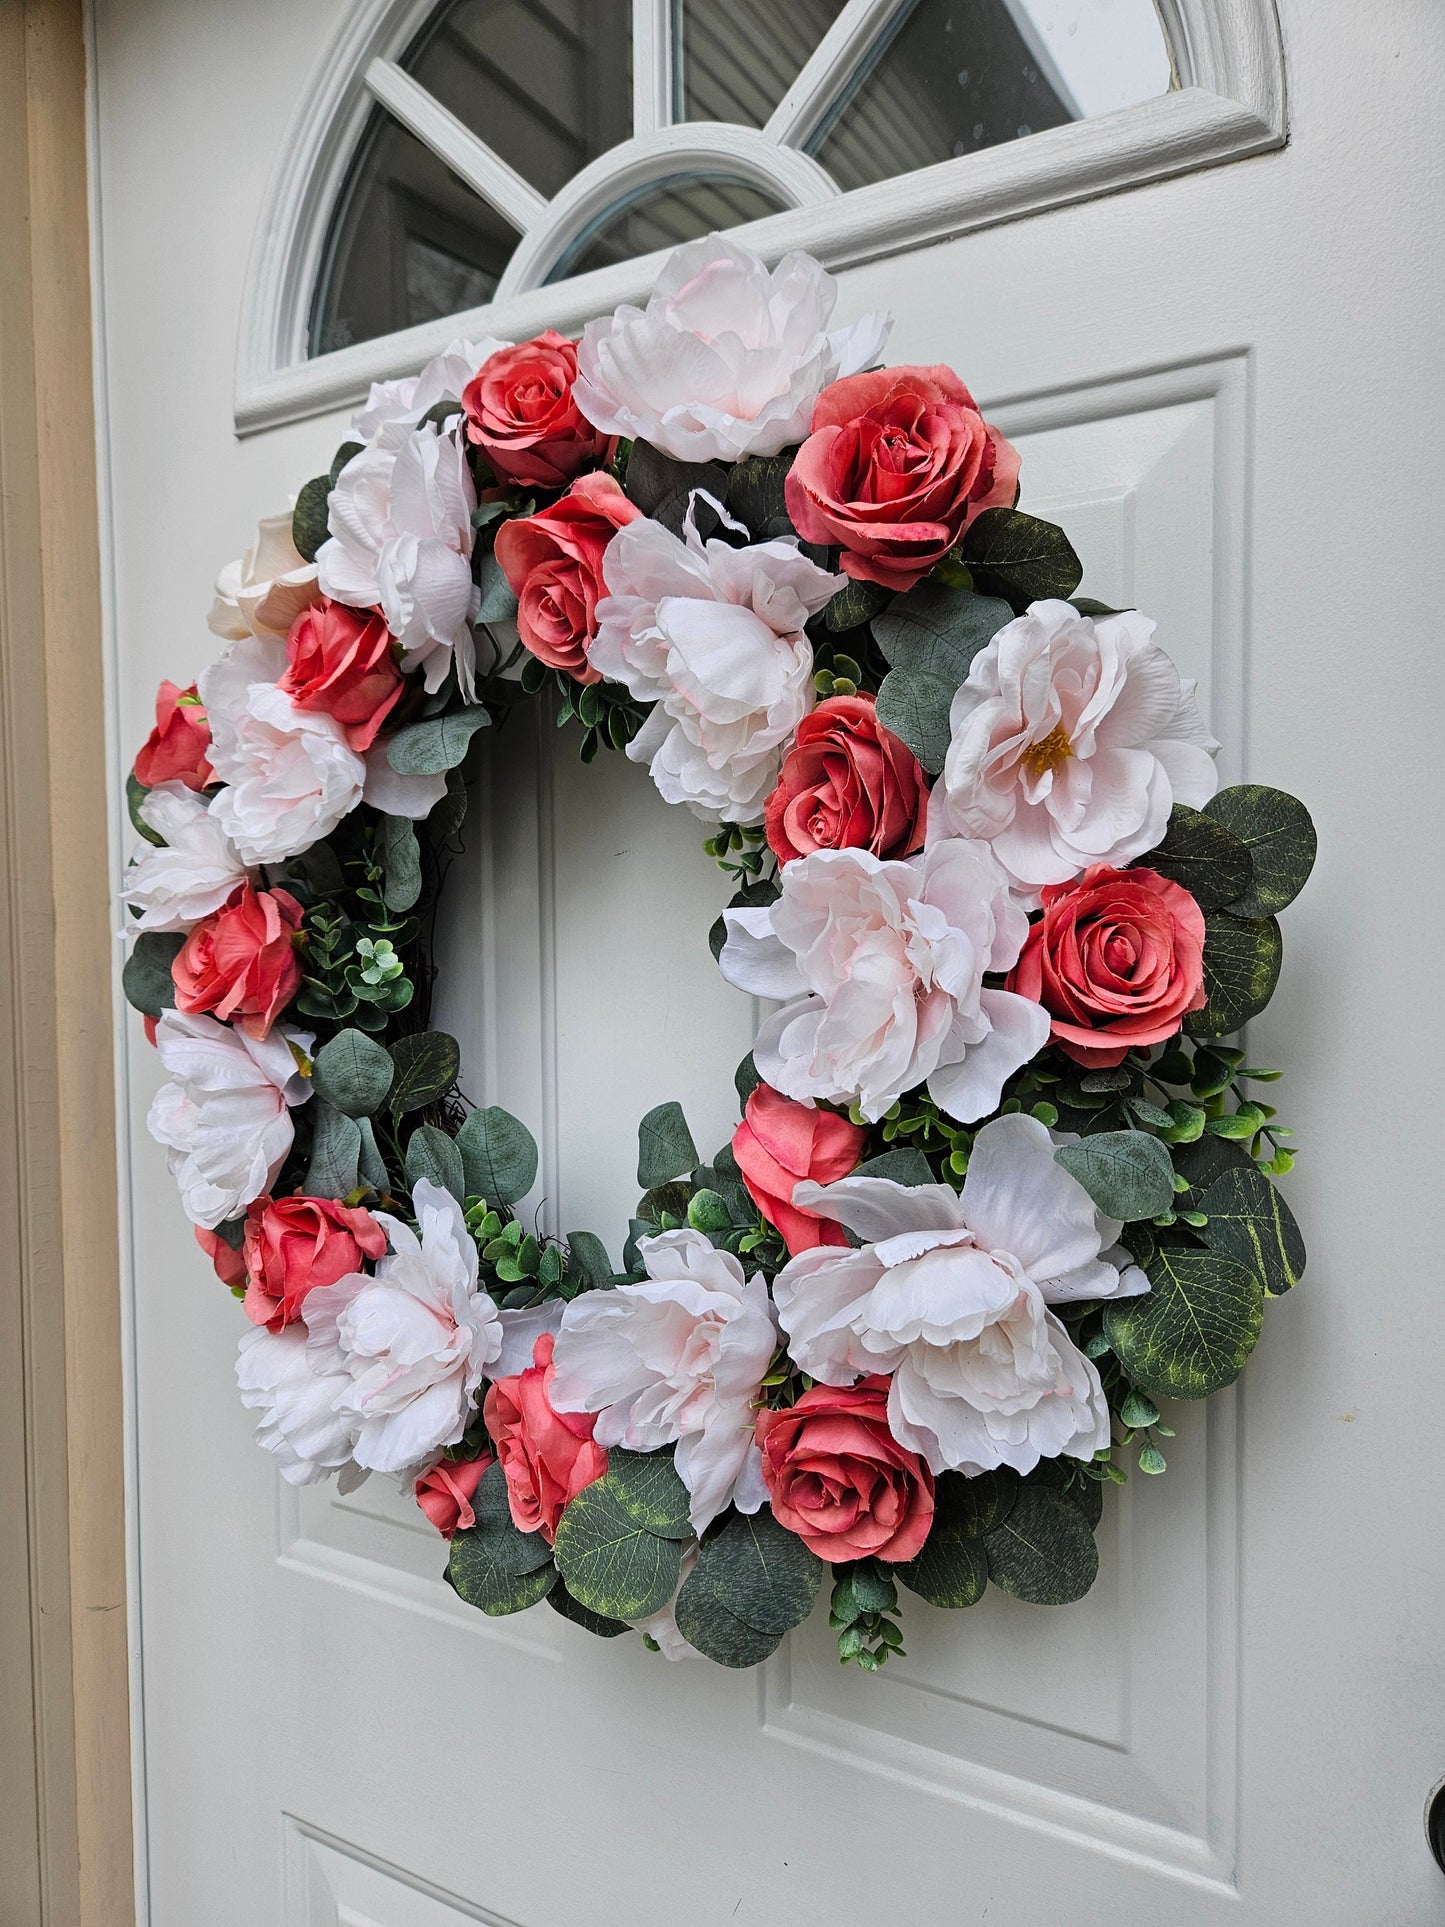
xmin=386 ymin=707 xmax=491 ymax=776
xmin=448 ymin=1524 xmax=556 ymax=1616
xmin=551 ymin=1478 xmax=683 ymax=1619
xmin=1186 ymin=911 xmax=1284 ymax=1036
xmin=456 ymin=1105 xmax=538 ymax=1204
xmin=734 ymin=1052 xmax=761 ymax=1107
xmin=291 ymin=474 xmax=331 ymax=564
xmin=824 ymin=576 xmax=892 ymax=634
xmin=1199 ymin=1162 xmax=1306 ymax=1295
xmin=983 ymin=1489 xmax=1099 ymax=1605
xmin=674 ymin=1566 xmax=784 ymax=1669
xmin=430 ymin=766 xmax=470 ymax=842
xmin=475 ymin=545 xmax=519 ymax=627
xmin=896 ymin=1518 xmax=987 ymax=1609
xmin=356 ymin=1116 xmax=389 ymax=1192
xmin=565 ymin=1229 xmax=613 ymax=1291
xmin=328 ymin=440 xmax=363 ymax=487
xmin=1028 ymin=1457 xmax=1104 ymax=1528
xmin=126 ymin=771 xmax=163 ymax=845
xmin=305 ymin=1101 xmax=362 ymax=1200
xmin=936 ymin=1466 xmax=1019 ymax=1539
xmin=1054 ymin=1131 xmax=1176 ymax=1221
xmin=854 ymin=1148 xmax=936 ymax=1188
xmin=624 ymin=440 xmax=728 ymax=536
xmin=376 ymin=814 xmax=421 ymax=913
xmin=311 ymin=1029 xmax=394 ymax=1116
xmin=405 ymin=1124 xmax=465 ymax=1202
xmin=547 ymin=1583 xmax=630 ymax=1638
xmin=725 ymin=453 xmax=793 ymax=534
xmin=387 ymin=1030 xmax=461 ymax=1118
xmin=1103 ymin=1245 xmax=1264 ymax=1398
xmin=962 ymin=507 xmax=1083 ymax=603
xmin=465 ymin=1460 xmax=555 ymax=1573
xmin=602 ymin=1450 xmax=692 ymax=1539
xmin=688 ymin=1509 xmax=823 ymax=1635
xmin=1204 ymin=785 xmax=1317 ymax=916
xmin=121 ymin=931 xmax=183 ymax=1018
xmin=1171 ymin=1133 xmax=1251 ymax=1194
xmin=875 ymin=667 xmax=954 ymax=773
xmin=1143 ymin=805 xmax=1254 ymax=911
xmin=637 ymin=1101 xmax=698 ymax=1188
xmin=871 ymin=582 xmax=1012 ymax=684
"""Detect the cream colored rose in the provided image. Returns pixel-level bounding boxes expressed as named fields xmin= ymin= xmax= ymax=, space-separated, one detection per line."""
xmin=208 ymin=511 xmax=320 ymax=641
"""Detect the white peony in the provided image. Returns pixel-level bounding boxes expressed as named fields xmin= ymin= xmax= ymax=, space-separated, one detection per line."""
xmin=589 ymin=503 xmax=841 ymax=823
xmin=929 ymin=599 xmax=1220 ymax=897
xmin=208 ymin=510 xmax=320 ymax=641
xmin=573 ymin=234 xmax=891 ymax=464
xmin=317 ymin=420 xmax=480 ymax=697
xmin=122 ymin=781 xmax=252 ymax=932
xmin=720 ymin=839 xmax=1051 ymax=1124
xmin=775 ymin=1113 xmax=1149 ymax=1475
xmin=235 ymin=1324 xmax=357 ymax=1486
xmin=349 ymin=335 xmax=510 ymax=441
xmin=300 ymin=1181 xmax=503 ymax=1476
xmin=549 ymin=1229 xmax=777 ymax=1535
xmin=147 ymin=1009 xmax=312 ymax=1228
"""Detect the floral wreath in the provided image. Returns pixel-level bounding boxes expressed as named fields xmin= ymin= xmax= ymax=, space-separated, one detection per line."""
xmin=122 ymin=236 xmax=1314 ymax=1671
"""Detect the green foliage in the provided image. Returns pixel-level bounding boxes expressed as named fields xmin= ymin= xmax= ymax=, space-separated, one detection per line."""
xmin=387 ymin=1030 xmax=460 ymax=1119
xmin=564 ymin=1229 xmax=613 ymax=1292
xmin=295 ymin=866 xmax=418 ymax=1034
xmin=547 ymin=1583 xmax=630 ymax=1638
xmin=386 ymin=707 xmax=490 ymax=776
xmin=474 ymin=546 xmax=519 ymax=628
xmin=448 ymin=1463 xmax=557 ymax=1616
xmin=874 ymin=667 xmax=954 ymax=773
xmin=623 ymin=440 xmax=728 ymax=535
xmin=456 ymin=1105 xmax=538 ymax=1205
xmin=1104 ymin=1245 xmax=1264 ymax=1398
xmin=871 ymin=582 xmax=1012 ymax=686
xmin=1144 ymin=805 xmax=1254 ymax=910
xmin=376 ymin=814 xmax=421 ymax=912
xmin=674 ymin=1510 xmax=822 ymax=1669
xmin=961 ymin=507 xmax=1083 ymax=605
xmin=1203 ymin=785 xmax=1317 ymax=916
xmin=551 ymin=1455 xmax=689 ymax=1620
xmin=983 ymin=1489 xmax=1099 ymax=1605
xmin=328 ymin=440 xmax=363 ymax=487
xmin=896 ymin=1516 xmax=987 ymax=1610
xmin=1199 ymin=1162 xmax=1306 ymax=1295
xmin=291 ymin=474 xmax=331 ymax=563
xmin=356 ymin=1115 xmax=389 ymax=1192
xmin=121 ymin=931 xmax=183 ymax=1018
xmin=1054 ymin=1130 xmax=1176 ymax=1222
xmin=824 ymin=576 xmax=891 ymax=633
xmin=725 ymin=452 xmax=793 ymax=535
xmin=854 ymin=1147 xmax=936 ymax=1188
xmin=1187 ymin=911 xmax=1284 ymax=1036
xmin=126 ymin=771 xmax=163 ymax=845
xmin=405 ymin=1124 xmax=465 ymax=1202
xmin=310 ymin=1029 xmax=394 ymax=1116
xmin=829 ymin=1563 xmax=906 ymax=1669
xmin=306 ymin=1100 xmax=362 ymax=1199
xmin=636 ymin=1100 xmax=698 ymax=1188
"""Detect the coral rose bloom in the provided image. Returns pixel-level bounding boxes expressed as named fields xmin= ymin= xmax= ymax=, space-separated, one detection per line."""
xmin=239 ymin=1194 xmax=388 ymax=1332
xmin=171 ymin=882 xmax=304 ymax=1038
xmin=462 ymin=331 xmax=612 ymax=489
xmin=756 ymin=1376 xmax=934 ymax=1562
xmin=1007 ymin=863 xmax=1208 ymax=1067
xmin=134 ymin=680 xmax=213 ymax=790
xmin=494 ymin=471 xmax=640 ymax=682
xmin=732 ymin=1084 xmax=866 ymax=1255
xmin=415 ymin=1451 xmax=493 ymax=1539
xmin=483 ymin=1332 xmax=608 ymax=1543
xmin=280 ymin=597 xmax=403 ymax=751
xmin=765 ymin=693 xmax=927 ymax=864
xmin=785 ymin=365 xmax=1020 ymax=591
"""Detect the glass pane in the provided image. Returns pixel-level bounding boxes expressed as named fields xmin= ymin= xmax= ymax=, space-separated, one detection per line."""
xmin=404 ymin=0 xmax=633 ymax=201
xmin=310 ymin=109 xmax=519 ymax=356
xmin=673 ymin=0 xmax=848 ymax=129
xmin=548 ymin=176 xmax=786 ymax=283
xmin=812 ymin=0 xmax=1174 ymax=194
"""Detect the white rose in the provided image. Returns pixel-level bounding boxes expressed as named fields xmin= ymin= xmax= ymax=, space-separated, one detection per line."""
xmin=300 ymin=1181 xmax=504 ymax=1476
xmin=549 ymin=1229 xmax=777 ymax=1535
xmin=929 ymin=599 xmax=1220 ymax=898
xmin=122 ymin=781 xmax=252 ymax=932
xmin=147 ymin=1009 xmax=312 ymax=1229
xmin=208 ymin=511 xmax=320 ymax=642
xmin=317 ymin=420 xmax=480 ymax=698
xmin=720 ymin=839 xmax=1051 ymax=1124
xmin=349 ymin=335 xmax=510 ymax=441
xmin=573 ymin=234 xmax=891 ymax=464
xmin=235 ymin=1324 xmax=358 ymax=1486
xmin=775 ymin=1113 xmax=1149 ymax=1476
xmin=589 ymin=505 xmax=841 ymax=823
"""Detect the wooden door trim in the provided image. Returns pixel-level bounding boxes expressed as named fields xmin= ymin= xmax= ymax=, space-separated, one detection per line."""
xmin=0 ymin=1 xmax=135 ymax=1920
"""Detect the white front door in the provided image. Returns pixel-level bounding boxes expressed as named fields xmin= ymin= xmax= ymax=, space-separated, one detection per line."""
xmin=96 ymin=1 xmax=1445 ymax=1921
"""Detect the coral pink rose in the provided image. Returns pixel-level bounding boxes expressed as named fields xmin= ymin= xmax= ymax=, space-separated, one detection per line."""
xmin=483 ymin=1331 xmax=608 ymax=1543
xmin=764 ymin=693 xmax=927 ymax=865
xmin=756 ymin=1375 xmax=935 ymax=1563
xmin=493 ymin=472 xmax=640 ymax=682
xmin=415 ymin=1451 xmax=493 ymax=1539
xmin=194 ymin=1223 xmax=246 ymax=1289
xmin=732 ymin=1084 xmax=866 ymax=1256
xmin=463 ymin=332 xmax=613 ymax=490
xmin=279 ymin=597 xmax=404 ymax=751
xmin=239 ymin=1193 xmax=388 ymax=1332
xmin=1006 ymin=863 xmax=1207 ymax=1068
xmin=785 ymin=365 xmax=1021 ymax=590
xmin=134 ymin=680 xmax=213 ymax=790
xmin=171 ymin=883 xmax=304 ymax=1038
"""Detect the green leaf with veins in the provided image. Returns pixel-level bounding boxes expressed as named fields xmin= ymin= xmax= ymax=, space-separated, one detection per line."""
xmin=1103 ymin=1246 xmax=1263 ymax=1398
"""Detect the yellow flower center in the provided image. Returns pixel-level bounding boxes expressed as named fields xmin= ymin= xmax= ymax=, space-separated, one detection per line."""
xmin=1019 ymin=724 xmax=1073 ymax=782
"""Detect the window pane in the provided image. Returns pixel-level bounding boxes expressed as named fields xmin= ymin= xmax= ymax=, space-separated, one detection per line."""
xmin=551 ymin=176 xmax=787 ymax=282
xmin=812 ymin=0 xmax=1174 ymax=194
xmin=673 ymin=0 xmax=847 ymax=129
xmin=404 ymin=0 xmax=633 ymax=201
xmin=310 ymin=109 xmax=519 ymax=356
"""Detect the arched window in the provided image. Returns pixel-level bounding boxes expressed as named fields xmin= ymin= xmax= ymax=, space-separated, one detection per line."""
xmin=239 ymin=0 xmax=1284 ymax=429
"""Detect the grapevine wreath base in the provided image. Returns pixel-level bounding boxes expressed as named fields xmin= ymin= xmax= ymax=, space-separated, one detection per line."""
xmin=123 ymin=234 xmax=1313 ymax=1671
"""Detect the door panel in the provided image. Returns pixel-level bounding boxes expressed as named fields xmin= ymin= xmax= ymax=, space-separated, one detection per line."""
xmin=94 ymin=0 xmax=1445 ymax=1921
